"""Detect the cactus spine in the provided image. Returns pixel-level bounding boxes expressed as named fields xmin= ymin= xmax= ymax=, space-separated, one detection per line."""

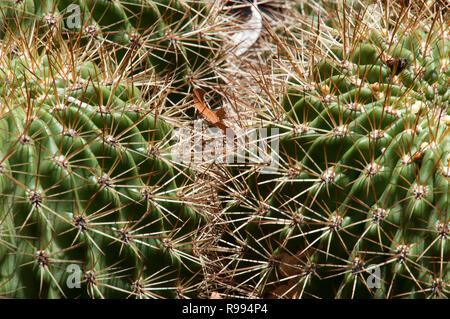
xmin=214 ymin=1 xmax=449 ymax=298
xmin=0 ymin=25 xmax=207 ymax=298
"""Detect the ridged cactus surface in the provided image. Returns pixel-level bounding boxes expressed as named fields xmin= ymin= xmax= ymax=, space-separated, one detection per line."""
xmin=0 ymin=0 xmax=448 ymax=300
xmin=218 ymin=6 xmax=449 ymax=298
xmin=0 ymin=37 xmax=204 ymax=298
xmin=0 ymin=0 xmax=220 ymax=107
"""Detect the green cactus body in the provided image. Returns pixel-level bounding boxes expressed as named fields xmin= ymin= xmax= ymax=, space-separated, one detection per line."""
xmin=0 ymin=0 xmax=220 ymax=107
xmin=220 ymin=18 xmax=449 ymax=298
xmin=0 ymin=46 xmax=204 ymax=298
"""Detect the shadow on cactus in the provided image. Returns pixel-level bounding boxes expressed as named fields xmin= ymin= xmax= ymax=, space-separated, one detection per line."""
xmin=215 ymin=1 xmax=448 ymax=298
xmin=0 ymin=27 xmax=209 ymax=299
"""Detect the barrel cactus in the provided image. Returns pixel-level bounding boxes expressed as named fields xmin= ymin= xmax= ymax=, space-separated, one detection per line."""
xmin=0 ymin=31 xmax=206 ymax=298
xmin=216 ymin=2 xmax=449 ymax=298
xmin=0 ymin=0 xmax=221 ymax=108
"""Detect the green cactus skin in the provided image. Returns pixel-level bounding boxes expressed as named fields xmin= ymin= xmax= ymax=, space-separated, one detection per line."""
xmin=0 ymin=37 xmax=205 ymax=298
xmin=0 ymin=0 xmax=221 ymax=109
xmin=217 ymin=9 xmax=449 ymax=298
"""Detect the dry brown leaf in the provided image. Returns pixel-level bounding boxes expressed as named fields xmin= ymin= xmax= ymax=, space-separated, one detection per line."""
xmin=193 ymin=88 xmax=229 ymax=133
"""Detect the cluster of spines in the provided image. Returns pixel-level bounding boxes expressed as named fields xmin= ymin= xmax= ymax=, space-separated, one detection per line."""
xmin=210 ymin=1 xmax=449 ymax=299
xmin=0 ymin=0 xmax=448 ymax=299
xmin=0 ymin=16 xmax=215 ymax=298
xmin=0 ymin=0 xmax=224 ymax=114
